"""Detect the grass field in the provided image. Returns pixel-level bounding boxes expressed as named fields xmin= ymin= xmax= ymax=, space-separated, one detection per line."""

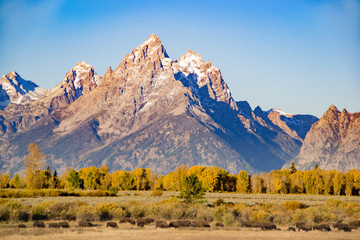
xmin=9 ymin=191 xmax=360 ymax=206
xmin=1 ymin=192 xmax=360 ymax=239
xmin=1 ymin=224 xmax=359 ymax=240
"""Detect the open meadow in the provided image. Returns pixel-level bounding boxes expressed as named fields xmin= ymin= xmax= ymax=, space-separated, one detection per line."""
xmin=1 ymin=223 xmax=360 ymax=240
xmin=7 ymin=190 xmax=360 ymax=206
xmin=1 ymin=192 xmax=360 ymax=239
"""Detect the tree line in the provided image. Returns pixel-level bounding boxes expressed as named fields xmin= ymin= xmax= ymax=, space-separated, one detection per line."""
xmin=1 ymin=143 xmax=360 ymax=196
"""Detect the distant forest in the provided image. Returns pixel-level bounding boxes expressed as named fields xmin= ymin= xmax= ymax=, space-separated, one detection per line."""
xmin=1 ymin=162 xmax=360 ymax=196
xmin=1 ymin=143 xmax=360 ymax=196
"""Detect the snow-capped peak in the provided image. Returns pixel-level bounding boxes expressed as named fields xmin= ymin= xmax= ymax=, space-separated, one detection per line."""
xmin=140 ymin=33 xmax=161 ymax=47
xmin=69 ymin=61 xmax=100 ymax=89
xmin=0 ymin=71 xmax=48 ymax=109
xmin=267 ymin=108 xmax=295 ymax=117
xmin=178 ymin=49 xmax=205 ymax=68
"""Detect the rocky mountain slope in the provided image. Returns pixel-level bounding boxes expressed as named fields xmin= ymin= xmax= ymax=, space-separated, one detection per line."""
xmin=0 ymin=72 xmax=48 ymax=110
xmin=1 ymin=34 xmax=319 ymax=175
xmin=284 ymin=105 xmax=360 ymax=171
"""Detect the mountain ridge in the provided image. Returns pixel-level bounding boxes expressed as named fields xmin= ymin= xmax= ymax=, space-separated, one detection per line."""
xmin=284 ymin=105 xmax=360 ymax=171
xmin=0 ymin=34 xmax=331 ymax=175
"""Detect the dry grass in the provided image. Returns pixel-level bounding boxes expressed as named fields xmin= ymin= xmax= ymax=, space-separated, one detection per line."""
xmin=1 ymin=226 xmax=359 ymax=240
xmin=9 ymin=191 xmax=360 ymax=207
xmin=206 ymin=192 xmax=360 ymax=206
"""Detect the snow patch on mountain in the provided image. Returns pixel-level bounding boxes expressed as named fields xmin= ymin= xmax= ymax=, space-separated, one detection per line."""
xmin=267 ymin=108 xmax=295 ymax=117
xmin=0 ymin=71 xmax=48 ymax=109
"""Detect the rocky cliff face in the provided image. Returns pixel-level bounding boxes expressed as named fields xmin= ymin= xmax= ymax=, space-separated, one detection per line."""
xmin=0 ymin=72 xmax=48 ymax=110
xmin=262 ymin=108 xmax=318 ymax=141
xmin=284 ymin=105 xmax=360 ymax=170
xmin=0 ymin=34 xmax=318 ymax=175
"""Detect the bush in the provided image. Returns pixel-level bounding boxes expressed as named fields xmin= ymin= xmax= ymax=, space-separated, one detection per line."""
xmin=10 ymin=208 xmax=30 ymax=222
xmin=110 ymin=207 xmax=127 ymax=219
xmin=213 ymin=198 xmax=226 ymax=206
xmin=252 ymin=209 xmax=270 ymax=222
xmin=32 ymin=205 xmax=49 ymax=220
xmin=76 ymin=205 xmax=98 ymax=221
xmin=0 ymin=205 xmax=10 ymax=221
xmin=212 ymin=206 xmax=227 ymax=222
xmin=157 ymin=202 xmax=187 ymax=220
xmin=283 ymin=201 xmax=307 ymax=210
xmin=47 ymin=201 xmax=72 ymax=219
xmin=223 ymin=211 xmax=236 ymax=226
xmin=150 ymin=189 xmax=163 ymax=197
xmin=161 ymin=197 xmax=181 ymax=204
xmin=128 ymin=202 xmax=146 ymax=219
xmin=97 ymin=202 xmax=117 ymax=221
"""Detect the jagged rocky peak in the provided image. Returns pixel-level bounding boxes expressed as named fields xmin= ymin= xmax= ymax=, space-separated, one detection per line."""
xmin=174 ymin=49 xmax=237 ymax=110
xmin=102 ymin=66 xmax=113 ymax=83
xmin=321 ymin=104 xmax=340 ymax=121
xmin=115 ymin=33 xmax=170 ymax=73
xmin=286 ymin=105 xmax=360 ymax=171
xmin=236 ymin=101 xmax=253 ymax=118
xmin=60 ymin=61 xmax=101 ymax=92
xmin=0 ymin=71 xmax=48 ymax=109
xmin=44 ymin=61 xmax=101 ymax=112
xmin=254 ymin=106 xmax=264 ymax=116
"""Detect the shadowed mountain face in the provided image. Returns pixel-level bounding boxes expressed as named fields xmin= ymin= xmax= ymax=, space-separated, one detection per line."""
xmin=0 ymin=34 xmax=317 ymax=175
xmin=284 ymin=105 xmax=360 ymax=171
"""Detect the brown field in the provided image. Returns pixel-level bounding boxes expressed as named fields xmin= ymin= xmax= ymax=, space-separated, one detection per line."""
xmin=2 ymin=192 xmax=360 ymax=239
xmin=1 ymin=224 xmax=359 ymax=240
xmin=10 ymin=191 xmax=360 ymax=206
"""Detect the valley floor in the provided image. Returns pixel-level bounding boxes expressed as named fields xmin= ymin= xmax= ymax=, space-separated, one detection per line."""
xmin=9 ymin=191 xmax=360 ymax=206
xmin=1 ymin=226 xmax=359 ymax=240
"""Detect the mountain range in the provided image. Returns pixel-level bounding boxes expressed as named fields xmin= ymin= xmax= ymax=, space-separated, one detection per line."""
xmin=0 ymin=34 xmax=358 ymax=175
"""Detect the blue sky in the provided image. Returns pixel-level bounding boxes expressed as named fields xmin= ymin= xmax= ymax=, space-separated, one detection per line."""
xmin=0 ymin=0 xmax=359 ymax=117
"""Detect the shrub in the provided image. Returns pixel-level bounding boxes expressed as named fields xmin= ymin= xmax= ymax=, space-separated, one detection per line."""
xmin=283 ymin=201 xmax=307 ymax=210
xmin=128 ymin=203 xmax=146 ymax=219
xmin=97 ymin=202 xmax=117 ymax=221
xmin=76 ymin=205 xmax=98 ymax=221
xmin=107 ymin=186 xmax=119 ymax=196
xmin=47 ymin=201 xmax=72 ymax=219
xmin=213 ymin=198 xmax=226 ymax=206
xmin=32 ymin=205 xmax=49 ymax=220
xmin=161 ymin=197 xmax=181 ymax=204
xmin=150 ymin=189 xmax=163 ymax=197
xmin=110 ymin=207 xmax=127 ymax=219
xmin=6 ymin=200 xmax=23 ymax=210
xmin=252 ymin=209 xmax=270 ymax=222
xmin=223 ymin=211 xmax=236 ymax=226
xmin=158 ymin=202 xmax=187 ymax=220
xmin=212 ymin=206 xmax=227 ymax=222
xmin=10 ymin=208 xmax=30 ymax=222
xmin=0 ymin=205 xmax=10 ymax=221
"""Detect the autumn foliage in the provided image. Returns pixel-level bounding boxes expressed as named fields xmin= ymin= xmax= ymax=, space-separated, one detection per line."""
xmin=1 ymin=145 xmax=360 ymax=196
xmin=1 ymin=163 xmax=360 ymax=196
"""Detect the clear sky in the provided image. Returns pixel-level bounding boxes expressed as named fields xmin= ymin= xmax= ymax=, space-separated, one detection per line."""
xmin=0 ymin=0 xmax=359 ymax=117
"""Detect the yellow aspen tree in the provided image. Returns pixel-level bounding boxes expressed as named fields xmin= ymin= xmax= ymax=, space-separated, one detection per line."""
xmin=333 ymin=172 xmax=345 ymax=196
xmin=236 ymin=170 xmax=250 ymax=193
xmin=24 ymin=143 xmax=46 ymax=189
xmin=174 ymin=165 xmax=188 ymax=191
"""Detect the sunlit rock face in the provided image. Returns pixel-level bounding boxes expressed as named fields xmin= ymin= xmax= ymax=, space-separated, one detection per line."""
xmin=0 ymin=34 xmax=320 ymax=175
xmin=284 ymin=105 xmax=360 ymax=171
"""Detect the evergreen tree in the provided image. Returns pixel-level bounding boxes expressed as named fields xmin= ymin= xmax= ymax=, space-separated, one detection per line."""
xmin=290 ymin=162 xmax=297 ymax=174
xmin=13 ymin=174 xmax=22 ymax=189
xmin=179 ymin=174 xmax=205 ymax=203
xmin=66 ymin=169 xmax=81 ymax=190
